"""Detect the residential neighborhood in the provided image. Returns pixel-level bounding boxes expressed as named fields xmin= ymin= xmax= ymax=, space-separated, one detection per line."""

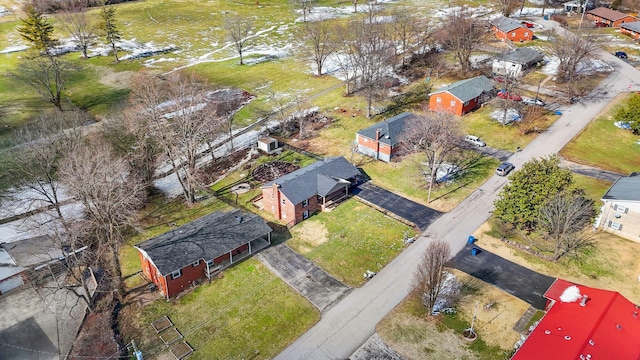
xmin=1 ymin=0 xmax=640 ymax=359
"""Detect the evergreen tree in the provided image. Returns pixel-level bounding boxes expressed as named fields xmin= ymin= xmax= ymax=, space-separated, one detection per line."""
xmin=18 ymin=6 xmax=57 ymax=53
xmin=613 ymin=93 xmax=640 ymax=135
xmin=98 ymin=3 xmax=121 ymax=62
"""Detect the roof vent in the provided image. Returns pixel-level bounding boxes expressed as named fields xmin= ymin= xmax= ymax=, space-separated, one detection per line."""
xmin=235 ymin=216 xmax=243 ymax=223
xmin=580 ymin=294 xmax=589 ymax=307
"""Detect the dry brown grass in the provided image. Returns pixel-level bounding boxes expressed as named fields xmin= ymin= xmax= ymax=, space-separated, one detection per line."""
xmin=289 ymin=220 xmax=329 ymax=254
xmin=474 ymin=222 xmax=640 ymax=302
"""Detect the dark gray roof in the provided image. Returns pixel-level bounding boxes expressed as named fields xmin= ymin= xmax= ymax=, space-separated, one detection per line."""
xmin=492 ymin=16 xmax=525 ymax=33
xmin=135 ymin=210 xmax=272 ymax=275
xmin=430 ymin=75 xmax=495 ymax=103
xmin=622 ymin=21 xmax=640 ymax=32
xmin=356 ymin=112 xmax=418 ymax=146
xmin=494 ymin=48 xmax=544 ymax=65
xmin=262 ymin=157 xmax=360 ymax=205
xmin=602 ymin=173 xmax=640 ymax=202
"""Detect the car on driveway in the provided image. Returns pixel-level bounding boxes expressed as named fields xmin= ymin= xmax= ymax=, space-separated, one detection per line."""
xmin=496 ymin=162 xmax=515 ymax=176
xmin=614 ymin=51 xmax=628 ymax=59
xmin=497 ymin=90 xmax=522 ymax=101
xmin=595 ymin=21 xmax=608 ymax=27
xmin=464 ymin=135 xmax=486 ymax=147
xmin=522 ymin=98 xmax=546 ymax=106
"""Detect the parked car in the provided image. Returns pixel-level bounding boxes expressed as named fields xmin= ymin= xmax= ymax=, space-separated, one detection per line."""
xmin=615 ymin=51 xmax=628 ymax=59
xmin=464 ymin=135 xmax=486 ymax=147
xmin=496 ymin=162 xmax=515 ymax=176
xmin=594 ymin=21 xmax=608 ymax=27
xmin=497 ymin=90 xmax=522 ymax=101
xmin=522 ymin=97 xmax=546 ymax=106
xmin=521 ymin=21 xmax=534 ymax=28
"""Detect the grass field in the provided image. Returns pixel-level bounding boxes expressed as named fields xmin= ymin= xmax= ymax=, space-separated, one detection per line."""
xmin=287 ymin=199 xmax=415 ymax=286
xmin=560 ymin=92 xmax=640 ymax=174
xmin=120 ymin=258 xmax=319 ymax=360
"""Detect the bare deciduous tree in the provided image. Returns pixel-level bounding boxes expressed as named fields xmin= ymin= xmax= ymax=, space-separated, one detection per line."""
xmin=298 ymin=20 xmax=336 ymax=76
xmin=496 ymin=0 xmax=521 ymax=16
xmin=535 ymin=191 xmax=596 ymax=260
xmin=59 ymin=139 xmax=144 ymax=300
xmin=401 ymin=110 xmax=464 ymax=202
xmin=437 ymin=6 xmax=485 ymax=74
xmin=388 ymin=7 xmax=427 ymax=68
xmin=10 ymin=54 xmax=74 ymax=110
xmin=412 ymin=240 xmax=451 ymax=314
xmin=223 ymin=14 xmax=254 ymax=65
xmin=292 ymin=0 xmax=315 ymax=22
xmin=61 ymin=4 xmax=96 ymax=59
xmin=545 ymin=29 xmax=599 ymax=83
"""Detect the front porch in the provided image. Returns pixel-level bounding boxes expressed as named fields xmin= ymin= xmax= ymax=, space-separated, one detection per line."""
xmin=205 ymin=236 xmax=271 ymax=279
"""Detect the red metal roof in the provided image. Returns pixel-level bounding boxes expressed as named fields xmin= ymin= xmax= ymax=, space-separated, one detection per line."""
xmin=513 ymin=279 xmax=640 ymax=360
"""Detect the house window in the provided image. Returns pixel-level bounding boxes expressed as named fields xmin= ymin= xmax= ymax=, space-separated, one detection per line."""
xmin=608 ymin=221 xmax=623 ymax=231
xmin=303 ymin=210 xmax=309 ymax=219
xmin=270 ymin=192 xmax=274 ymax=199
xmin=511 ymin=32 xmax=516 ymax=37
xmin=282 ymin=199 xmax=286 ymax=205
xmin=282 ymin=209 xmax=287 ymax=219
xmin=450 ymin=100 xmax=456 ymax=107
xmin=192 ymin=260 xmax=200 ymax=267
xmin=464 ymin=101 xmax=469 ymax=106
xmin=524 ymin=32 xmax=529 ymax=36
xmin=302 ymin=199 xmax=309 ymax=207
xmin=436 ymin=97 xmax=442 ymax=104
xmin=614 ymin=204 xmax=629 ymax=214
xmin=206 ymin=259 xmax=214 ymax=267
xmin=170 ymin=270 xmax=182 ymax=279
xmin=364 ymin=138 xmax=368 ymax=142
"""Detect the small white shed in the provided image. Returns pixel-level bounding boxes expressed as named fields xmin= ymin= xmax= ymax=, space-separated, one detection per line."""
xmin=257 ymin=137 xmax=280 ymax=155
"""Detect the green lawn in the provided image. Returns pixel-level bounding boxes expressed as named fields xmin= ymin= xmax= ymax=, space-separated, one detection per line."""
xmin=560 ymin=93 xmax=640 ymax=174
xmin=572 ymin=173 xmax=612 ymax=206
xmin=122 ymin=258 xmax=319 ymax=360
xmin=287 ymin=199 xmax=414 ymax=286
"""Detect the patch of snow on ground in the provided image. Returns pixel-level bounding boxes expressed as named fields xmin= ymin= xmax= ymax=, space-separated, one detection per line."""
xmin=0 ymin=202 xmax=85 ymax=243
xmin=0 ymin=44 xmax=29 ymax=54
xmin=0 ymin=185 xmax=73 ymax=219
xmin=491 ymin=108 xmax=521 ymax=124
xmin=294 ymin=0 xmax=396 ymax=22
xmin=0 ymin=6 xmax=10 ymax=17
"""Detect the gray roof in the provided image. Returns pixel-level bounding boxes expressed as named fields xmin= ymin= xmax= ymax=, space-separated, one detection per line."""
xmin=262 ymin=157 xmax=360 ymax=205
xmin=494 ymin=47 xmax=544 ymax=65
xmin=356 ymin=112 xmax=418 ymax=146
xmin=602 ymin=173 xmax=640 ymax=202
xmin=135 ymin=210 xmax=272 ymax=275
xmin=492 ymin=16 xmax=525 ymax=33
xmin=430 ymin=75 xmax=495 ymax=103
xmin=621 ymin=21 xmax=640 ymax=32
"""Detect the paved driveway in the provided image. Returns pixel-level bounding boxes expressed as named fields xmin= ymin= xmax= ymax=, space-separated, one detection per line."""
xmin=256 ymin=244 xmax=350 ymax=312
xmin=448 ymin=244 xmax=555 ymax=309
xmin=354 ymin=182 xmax=443 ymax=231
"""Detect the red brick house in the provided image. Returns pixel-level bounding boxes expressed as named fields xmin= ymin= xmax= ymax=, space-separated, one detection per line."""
xmin=428 ymin=75 xmax=495 ymax=116
xmin=491 ymin=16 xmax=534 ymax=42
xmin=621 ymin=21 xmax=640 ymax=40
xmin=586 ymin=7 xmax=637 ymax=27
xmin=355 ymin=112 xmax=417 ymax=162
xmin=135 ymin=210 xmax=272 ymax=299
xmin=512 ymin=279 xmax=640 ymax=360
xmin=261 ymin=157 xmax=360 ymax=226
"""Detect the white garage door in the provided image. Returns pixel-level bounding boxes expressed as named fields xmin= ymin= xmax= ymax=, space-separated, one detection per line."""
xmin=0 ymin=275 xmax=24 ymax=294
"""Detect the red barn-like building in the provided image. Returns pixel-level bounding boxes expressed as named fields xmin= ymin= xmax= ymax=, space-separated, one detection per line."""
xmin=512 ymin=279 xmax=640 ymax=360
xmin=135 ymin=210 xmax=272 ymax=299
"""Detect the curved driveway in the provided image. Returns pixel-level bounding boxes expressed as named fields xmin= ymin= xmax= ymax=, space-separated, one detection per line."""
xmin=276 ymin=20 xmax=640 ymax=360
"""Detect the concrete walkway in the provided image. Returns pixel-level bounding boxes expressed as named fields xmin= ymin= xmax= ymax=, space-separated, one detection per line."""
xmin=256 ymin=244 xmax=350 ymax=312
xmin=354 ymin=182 xmax=443 ymax=231
xmin=448 ymin=244 xmax=556 ymax=310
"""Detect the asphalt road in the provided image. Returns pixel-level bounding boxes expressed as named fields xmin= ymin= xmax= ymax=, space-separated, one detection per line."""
xmin=276 ymin=19 xmax=640 ymax=360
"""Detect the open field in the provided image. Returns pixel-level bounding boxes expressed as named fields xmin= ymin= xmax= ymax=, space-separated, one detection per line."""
xmin=120 ymin=258 xmax=319 ymax=360
xmin=560 ymin=92 xmax=640 ymax=174
xmin=287 ymin=199 xmax=415 ymax=286
xmin=377 ymin=269 xmax=524 ymax=360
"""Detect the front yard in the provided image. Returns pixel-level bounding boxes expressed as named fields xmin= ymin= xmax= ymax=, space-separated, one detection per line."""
xmin=287 ymin=199 xmax=415 ymax=287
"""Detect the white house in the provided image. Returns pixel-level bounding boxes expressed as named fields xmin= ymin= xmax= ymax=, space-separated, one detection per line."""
xmin=492 ymin=48 xmax=544 ymax=78
xmin=597 ymin=173 xmax=640 ymax=242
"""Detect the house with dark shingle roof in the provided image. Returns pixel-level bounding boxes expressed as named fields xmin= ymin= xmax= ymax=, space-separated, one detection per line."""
xmin=597 ymin=173 xmax=640 ymax=242
xmin=428 ymin=75 xmax=495 ymax=116
xmin=261 ymin=157 xmax=360 ymax=226
xmin=621 ymin=22 xmax=640 ymax=40
xmin=135 ymin=209 xmax=272 ymax=299
xmin=491 ymin=16 xmax=534 ymax=42
xmin=587 ymin=7 xmax=637 ymax=27
xmin=355 ymin=112 xmax=417 ymax=162
xmin=492 ymin=48 xmax=544 ymax=78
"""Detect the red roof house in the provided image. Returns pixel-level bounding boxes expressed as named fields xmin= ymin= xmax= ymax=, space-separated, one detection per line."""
xmin=512 ymin=279 xmax=640 ymax=360
xmin=586 ymin=7 xmax=637 ymax=27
